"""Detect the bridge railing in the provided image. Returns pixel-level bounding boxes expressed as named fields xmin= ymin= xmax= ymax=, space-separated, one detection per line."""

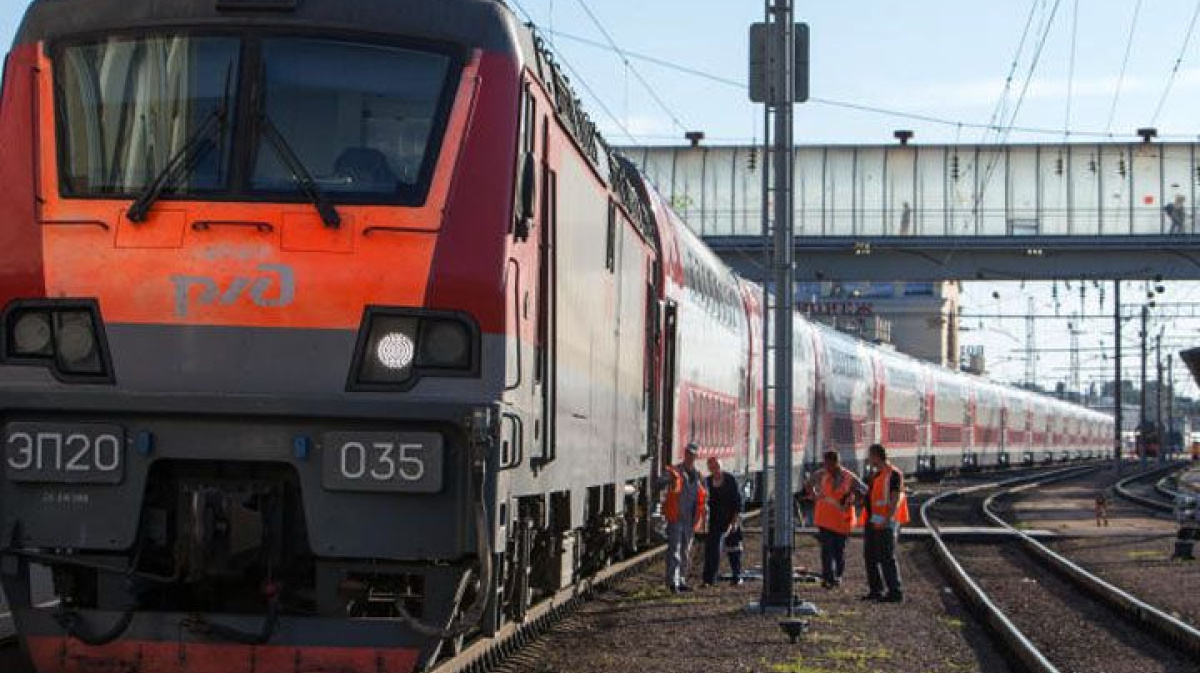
xmin=621 ymin=143 xmax=1200 ymax=239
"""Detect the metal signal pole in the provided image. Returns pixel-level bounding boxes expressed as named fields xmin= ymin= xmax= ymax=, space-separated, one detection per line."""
xmin=1156 ymin=333 xmax=1163 ymax=463
xmin=1114 ymin=281 xmax=1122 ymax=470
xmin=1140 ymin=305 xmax=1148 ymax=463
xmin=1168 ymin=353 xmax=1175 ymax=458
xmin=765 ymin=0 xmax=796 ymax=612
xmin=749 ymin=0 xmax=807 ymax=614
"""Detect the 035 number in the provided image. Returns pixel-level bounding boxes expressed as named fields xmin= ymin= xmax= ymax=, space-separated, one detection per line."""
xmin=338 ymin=442 xmax=426 ymax=482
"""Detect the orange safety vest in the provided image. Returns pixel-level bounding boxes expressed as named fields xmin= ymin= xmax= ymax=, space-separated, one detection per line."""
xmin=813 ymin=468 xmax=857 ymax=535
xmin=663 ymin=465 xmax=707 ymax=531
xmin=864 ymin=462 xmax=910 ymax=529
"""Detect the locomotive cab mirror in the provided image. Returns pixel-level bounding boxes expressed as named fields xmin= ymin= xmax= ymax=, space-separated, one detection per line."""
xmin=515 ymin=152 xmax=537 ymax=240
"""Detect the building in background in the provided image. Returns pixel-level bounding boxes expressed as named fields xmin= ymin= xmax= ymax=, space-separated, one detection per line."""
xmin=797 ymin=281 xmax=960 ymax=368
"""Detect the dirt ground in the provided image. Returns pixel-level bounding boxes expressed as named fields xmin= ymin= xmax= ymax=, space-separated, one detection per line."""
xmin=1000 ymin=464 xmax=1200 ymax=629
xmin=498 ymin=531 xmax=1011 ymax=673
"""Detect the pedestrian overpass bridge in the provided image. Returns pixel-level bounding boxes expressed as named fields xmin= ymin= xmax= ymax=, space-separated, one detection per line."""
xmin=621 ymin=142 xmax=1200 ymax=282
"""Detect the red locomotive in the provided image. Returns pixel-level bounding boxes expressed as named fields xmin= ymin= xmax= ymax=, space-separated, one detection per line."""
xmin=0 ymin=1 xmax=1112 ymax=672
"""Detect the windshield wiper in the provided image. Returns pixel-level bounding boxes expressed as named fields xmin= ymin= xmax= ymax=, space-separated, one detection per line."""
xmin=258 ymin=114 xmax=341 ymax=228
xmin=126 ymin=107 xmax=225 ymax=223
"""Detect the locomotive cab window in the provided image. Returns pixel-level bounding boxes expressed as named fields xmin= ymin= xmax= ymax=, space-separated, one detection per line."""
xmin=251 ymin=38 xmax=451 ymax=201
xmin=56 ymin=35 xmax=241 ymax=196
xmin=53 ymin=32 xmax=459 ymax=205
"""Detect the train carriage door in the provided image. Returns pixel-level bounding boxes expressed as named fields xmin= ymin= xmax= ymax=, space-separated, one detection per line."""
xmin=645 ymin=281 xmax=660 ymax=463
xmin=866 ymin=352 xmax=881 ymax=446
xmin=659 ymin=302 xmax=679 ymax=471
xmin=534 ymin=112 xmax=557 ymax=468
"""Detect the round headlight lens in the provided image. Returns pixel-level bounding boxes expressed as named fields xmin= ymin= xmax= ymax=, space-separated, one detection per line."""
xmin=12 ymin=312 xmax=53 ymax=356
xmin=57 ymin=313 xmax=97 ymax=363
xmin=375 ymin=332 xmax=416 ymax=370
xmin=420 ymin=320 xmax=470 ymax=368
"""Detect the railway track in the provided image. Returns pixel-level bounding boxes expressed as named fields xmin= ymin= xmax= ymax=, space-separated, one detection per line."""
xmin=428 ymin=542 xmax=667 ymax=673
xmin=924 ymin=466 xmax=1200 ymax=673
xmin=1113 ymin=462 xmax=1190 ymax=513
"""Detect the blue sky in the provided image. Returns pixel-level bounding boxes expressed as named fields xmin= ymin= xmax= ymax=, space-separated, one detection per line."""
xmin=512 ymin=0 xmax=1200 ymax=146
xmin=3 ymin=0 xmax=1198 ymax=402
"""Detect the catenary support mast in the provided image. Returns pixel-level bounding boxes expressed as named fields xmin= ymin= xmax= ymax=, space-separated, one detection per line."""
xmin=764 ymin=0 xmax=796 ymax=610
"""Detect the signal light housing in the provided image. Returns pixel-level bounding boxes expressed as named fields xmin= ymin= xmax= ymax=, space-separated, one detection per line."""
xmin=348 ymin=308 xmax=479 ymax=391
xmin=2 ymin=300 xmax=113 ymax=382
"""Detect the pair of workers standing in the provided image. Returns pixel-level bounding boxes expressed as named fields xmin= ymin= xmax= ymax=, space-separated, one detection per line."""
xmin=805 ymin=443 xmax=909 ymax=602
xmin=663 ymin=441 xmax=908 ymax=601
xmin=662 ymin=443 xmax=743 ymax=593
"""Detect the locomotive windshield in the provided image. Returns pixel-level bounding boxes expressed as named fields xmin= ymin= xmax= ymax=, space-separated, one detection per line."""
xmin=55 ymin=33 xmax=456 ymax=204
xmin=57 ymin=35 xmax=240 ymax=196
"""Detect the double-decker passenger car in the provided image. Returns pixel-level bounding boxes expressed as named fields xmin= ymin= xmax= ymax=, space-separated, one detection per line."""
xmin=0 ymin=1 xmax=1112 ymax=672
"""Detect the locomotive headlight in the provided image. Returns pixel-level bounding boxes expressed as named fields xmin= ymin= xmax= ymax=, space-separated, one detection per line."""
xmin=3 ymin=302 xmax=112 ymax=381
xmin=11 ymin=312 xmax=53 ymax=356
xmin=376 ymin=332 xmax=416 ymax=370
xmin=54 ymin=311 xmax=103 ymax=375
xmin=57 ymin=313 xmax=97 ymax=361
xmin=359 ymin=316 xmax=419 ymax=384
xmin=418 ymin=319 xmax=471 ymax=369
xmin=351 ymin=310 xmax=478 ymax=390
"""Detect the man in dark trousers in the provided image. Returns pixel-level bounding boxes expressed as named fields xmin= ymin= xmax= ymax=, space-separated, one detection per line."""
xmin=861 ymin=443 xmax=909 ymax=603
xmin=701 ymin=457 xmax=743 ymax=586
xmin=805 ymin=450 xmax=866 ymax=588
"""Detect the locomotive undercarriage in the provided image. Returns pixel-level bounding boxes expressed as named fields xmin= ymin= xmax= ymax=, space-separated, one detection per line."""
xmin=5 ymin=461 xmax=473 ymax=656
xmin=493 ymin=479 xmax=651 ymax=630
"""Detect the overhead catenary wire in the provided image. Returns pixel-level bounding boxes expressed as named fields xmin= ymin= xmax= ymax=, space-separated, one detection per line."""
xmin=506 ymin=0 xmax=641 ymax=145
xmin=546 ymin=27 xmax=1176 ymax=142
xmin=571 ymin=0 xmax=690 ymax=134
xmin=976 ymin=0 xmax=1063 ymax=206
xmin=1150 ymin=0 xmax=1200 ymax=126
xmin=1105 ymin=0 xmax=1145 ymax=133
xmin=1064 ymin=0 xmax=1079 ymax=139
xmin=982 ymin=0 xmax=1045 ymax=146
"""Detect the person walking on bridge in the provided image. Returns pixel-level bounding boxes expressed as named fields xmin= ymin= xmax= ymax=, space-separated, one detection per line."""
xmin=806 ymin=450 xmax=866 ymax=588
xmin=860 ymin=443 xmax=909 ymax=603
xmin=662 ymin=443 xmax=707 ymax=593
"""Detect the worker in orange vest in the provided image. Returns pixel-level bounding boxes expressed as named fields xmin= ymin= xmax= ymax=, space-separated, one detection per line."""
xmin=860 ymin=443 xmax=910 ymax=603
xmin=805 ymin=450 xmax=866 ymax=589
xmin=661 ymin=443 xmax=707 ymax=593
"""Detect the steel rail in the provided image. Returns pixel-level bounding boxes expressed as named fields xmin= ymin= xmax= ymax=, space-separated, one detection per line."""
xmin=984 ymin=471 xmax=1200 ymax=661
xmin=430 ymin=504 xmax=765 ymax=673
xmin=921 ymin=466 xmax=1096 ymax=673
xmin=1113 ymin=462 xmax=1186 ymax=513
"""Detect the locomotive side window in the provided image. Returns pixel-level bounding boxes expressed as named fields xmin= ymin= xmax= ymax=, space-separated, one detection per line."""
xmin=251 ymin=39 xmax=451 ymax=200
xmin=56 ymin=36 xmax=241 ymax=196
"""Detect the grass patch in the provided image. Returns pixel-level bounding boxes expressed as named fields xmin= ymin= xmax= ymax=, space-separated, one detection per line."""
xmin=1126 ymin=549 xmax=1168 ymax=560
xmin=768 ymin=662 xmax=838 ymax=673
xmin=661 ymin=596 xmax=704 ymax=605
xmin=622 ymin=586 xmax=670 ymax=602
xmin=827 ymin=646 xmax=892 ymax=666
xmin=806 ymin=631 xmax=847 ymax=645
